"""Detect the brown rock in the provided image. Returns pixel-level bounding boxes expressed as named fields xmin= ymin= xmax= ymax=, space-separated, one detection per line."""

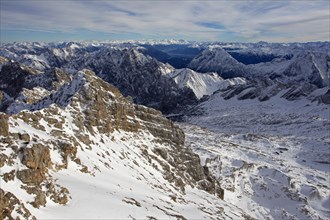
xmin=2 ymin=170 xmax=15 ymax=182
xmin=0 ymin=188 xmax=36 ymax=220
xmin=21 ymin=144 xmax=51 ymax=170
xmin=153 ymin=148 xmax=168 ymax=160
xmin=59 ymin=142 xmax=77 ymax=168
xmin=0 ymin=153 xmax=8 ymax=168
xmin=31 ymin=191 xmax=47 ymax=208
xmin=50 ymin=186 xmax=69 ymax=205
xmin=0 ymin=113 xmax=9 ymax=137
xmin=19 ymin=133 xmax=30 ymax=144
xmin=16 ymin=169 xmax=45 ymax=185
xmin=0 ymin=90 xmax=4 ymax=102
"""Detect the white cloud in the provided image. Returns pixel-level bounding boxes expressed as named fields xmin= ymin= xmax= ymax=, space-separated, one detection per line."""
xmin=1 ymin=0 xmax=329 ymax=42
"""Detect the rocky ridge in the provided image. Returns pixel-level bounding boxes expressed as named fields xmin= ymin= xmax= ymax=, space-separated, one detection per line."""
xmin=0 ymin=62 xmax=244 ymax=219
xmin=1 ymin=41 xmax=329 ymax=112
xmin=1 ymin=44 xmax=199 ymax=114
xmin=188 ymin=45 xmax=249 ymax=78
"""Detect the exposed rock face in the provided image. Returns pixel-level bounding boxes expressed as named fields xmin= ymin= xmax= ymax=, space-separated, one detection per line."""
xmin=153 ymin=144 xmax=224 ymax=199
xmin=0 ymin=62 xmax=31 ymax=98
xmin=93 ymin=47 xmax=198 ymax=113
xmin=21 ymin=144 xmax=51 ymax=170
xmin=203 ymin=77 xmax=326 ymax=104
xmin=280 ymin=52 xmax=330 ymax=88
xmin=17 ymin=169 xmax=46 ymax=185
xmin=320 ymin=88 xmax=330 ymax=104
xmin=0 ymin=189 xmax=36 ymax=220
xmin=0 ymin=46 xmax=199 ymax=114
xmin=32 ymin=191 xmax=47 ymax=208
xmin=0 ymin=113 xmax=9 ymax=136
xmin=0 ymin=66 xmax=225 ymax=218
xmin=281 ymin=84 xmax=317 ymax=101
xmin=0 ymin=61 xmax=73 ymax=113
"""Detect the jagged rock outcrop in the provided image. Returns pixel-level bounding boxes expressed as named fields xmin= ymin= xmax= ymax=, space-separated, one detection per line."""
xmin=275 ymin=52 xmax=330 ymax=88
xmin=0 ymin=60 xmax=73 ymax=113
xmin=21 ymin=144 xmax=51 ymax=170
xmin=0 ymin=189 xmax=36 ymax=220
xmin=0 ymin=66 xmax=226 ymax=219
xmin=166 ymin=68 xmax=226 ymax=99
xmin=2 ymin=45 xmax=199 ymax=114
xmin=199 ymin=77 xmax=329 ymax=104
xmin=90 ymin=47 xmax=198 ymax=113
xmin=0 ymin=113 xmax=9 ymax=136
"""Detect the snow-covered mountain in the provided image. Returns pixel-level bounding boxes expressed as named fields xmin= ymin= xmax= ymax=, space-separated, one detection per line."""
xmin=0 ymin=61 xmax=255 ymax=219
xmin=167 ymin=68 xmax=246 ymax=99
xmin=1 ymin=41 xmax=329 ymax=109
xmin=1 ymin=44 xmax=200 ymax=114
xmin=168 ymin=68 xmax=223 ymax=99
xmin=188 ymin=45 xmax=249 ymax=78
xmin=263 ymin=51 xmax=330 ymax=87
xmin=187 ymin=42 xmax=330 ymax=88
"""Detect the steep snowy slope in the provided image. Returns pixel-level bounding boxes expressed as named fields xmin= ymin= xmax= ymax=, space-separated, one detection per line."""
xmin=168 ymin=68 xmax=223 ymax=99
xmin=251 ymin=51 xmax=330 ymax=88
xmin=180 ymin=88 xmax=330 ymax=220
xmin=188 ymin=45 xmax=249 ymax=78
xmin=0 ymin=64 xmax=250 ymax=219
xmin=168 ymin=68 xmax=246 ymax=99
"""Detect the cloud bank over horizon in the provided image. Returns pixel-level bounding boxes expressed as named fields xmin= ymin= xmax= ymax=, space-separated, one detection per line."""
xmin=1 ymin=0 xmax=329 ymax=43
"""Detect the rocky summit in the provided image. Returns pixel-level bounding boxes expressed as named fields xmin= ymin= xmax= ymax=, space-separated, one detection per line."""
xmin=0 ymin=62 xmax=244 ymax=219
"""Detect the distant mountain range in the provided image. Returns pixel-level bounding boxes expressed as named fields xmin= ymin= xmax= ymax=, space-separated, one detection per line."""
xmin=1 ymin=40 xmax=329 ymax=114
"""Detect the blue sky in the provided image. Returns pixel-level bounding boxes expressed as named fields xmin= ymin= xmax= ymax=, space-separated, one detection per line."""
xmin=1 ymin=0 xmax=329 ymax=43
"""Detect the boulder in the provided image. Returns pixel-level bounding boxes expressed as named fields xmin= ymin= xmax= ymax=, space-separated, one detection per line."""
xmin=17 ymin=169 xmax=45 ymax=185
xmin=21 ymin=144 xmax=51 ymax=170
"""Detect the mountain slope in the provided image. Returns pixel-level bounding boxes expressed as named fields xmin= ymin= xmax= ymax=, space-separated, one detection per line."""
xmin=1 ymin=44 xmax=199 ymax=114
xmin=188 ymin=43 xmax=329 ymax=88
xmin=168 ymin=68 xmax=223 ymax=99
xmin=270 ymin=52 xmax=330 ymax=87
xmin=167 ymin=68 xmax=247 ymax=99
xmin=0 ymin=64 xmax=250 ymax=219
xmin=101 ymin=47 xmax=198 ymax=113
xmin=188 ymin=45 xmax=249 ymax=78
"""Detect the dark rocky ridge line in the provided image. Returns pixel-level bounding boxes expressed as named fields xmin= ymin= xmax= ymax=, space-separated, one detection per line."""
xmin=1 ymin=44 xmax=200 ymax=114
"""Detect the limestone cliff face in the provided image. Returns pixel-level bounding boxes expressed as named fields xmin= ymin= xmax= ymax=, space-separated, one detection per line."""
xmin=0 ymin=66 xmax=223 ymax=219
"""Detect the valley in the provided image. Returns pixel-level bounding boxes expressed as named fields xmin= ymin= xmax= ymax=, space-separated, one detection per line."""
xmin=180 ymin=91 xmax=330 ymax=219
